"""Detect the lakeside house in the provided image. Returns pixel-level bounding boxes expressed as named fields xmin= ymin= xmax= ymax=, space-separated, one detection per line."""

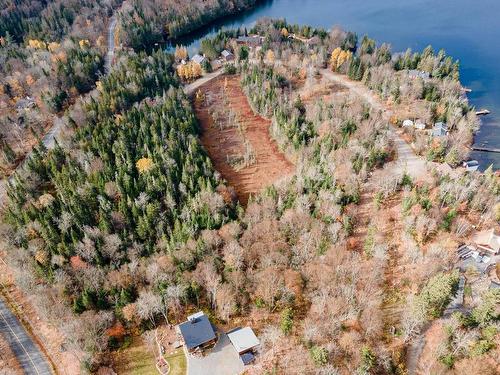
xmin=191 ymin=54 xmax=206 ymax=65
xmin=236 ymin=35 xmax=264 ymax=47
xmin=176 ymin=311 xmax=216 ymax=353
xmin=432 ymin=122 xmax=448 ymax=137
xmin=227 ymin=327 xmax=260 ymax=365
xmin=463 ymin=160 xmax=480 ymax=172
xmin=473 ymin=229 xmax=500 ymax=255
xmin=221 ymin=49 xmax=235 ymax=62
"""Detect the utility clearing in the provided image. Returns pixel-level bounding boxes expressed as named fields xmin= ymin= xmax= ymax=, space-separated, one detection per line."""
xmin=194 ymin=75 xmax=294 ymax=205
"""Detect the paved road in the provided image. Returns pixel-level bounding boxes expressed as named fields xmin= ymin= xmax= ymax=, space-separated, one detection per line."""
xmin=105 ymin=16 xmax=118 ymax=73
xmin=0 ymin=297 xmax=52 ymax=374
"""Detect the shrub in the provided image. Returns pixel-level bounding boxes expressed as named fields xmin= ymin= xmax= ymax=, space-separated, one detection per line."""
xmin=280 ymin=307 xmax=294 ymax=335
xmin=309 ymin=346 xmax=328 ymax=366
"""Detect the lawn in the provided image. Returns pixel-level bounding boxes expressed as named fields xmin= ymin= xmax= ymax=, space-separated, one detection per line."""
xmin=113 ymin=336 xmax=157 ymax=375
xmin=165 ymin=348 xmax=187 ymax=375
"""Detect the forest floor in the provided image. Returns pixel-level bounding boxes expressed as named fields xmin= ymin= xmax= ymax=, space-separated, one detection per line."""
xmin=193 ymin=75 xmax=295 ymax=205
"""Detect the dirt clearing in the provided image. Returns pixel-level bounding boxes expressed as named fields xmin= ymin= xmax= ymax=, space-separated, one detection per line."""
xmin=194 ymin=75 xmax=294 ymax=205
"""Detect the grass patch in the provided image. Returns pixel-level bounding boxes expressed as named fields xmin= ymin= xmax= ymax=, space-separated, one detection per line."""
xmin=165 ymin=348 xmax=187 ymax=375
xmin=113 ymin=336 xmax=156 ymax=375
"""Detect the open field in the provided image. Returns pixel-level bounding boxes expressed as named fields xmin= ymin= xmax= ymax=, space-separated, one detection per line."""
xmin=194 ymin=75 xmax=294 ymax=205
xmin=113 ymin=336 xmax=157 ymax=375
xmin=165 ymin=348 xmax=186 ymax=375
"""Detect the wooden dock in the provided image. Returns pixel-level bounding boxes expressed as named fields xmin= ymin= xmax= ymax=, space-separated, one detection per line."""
xmin=472 ymin=146 xmax=500 ymax=153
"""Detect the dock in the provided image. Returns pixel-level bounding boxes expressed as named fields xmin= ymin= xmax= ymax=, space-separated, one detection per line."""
xmin=472 ymin=146 xmax=500 ymax=153
xmin=476 ymin=109 xmax=491 ymax=116
xmin=461 ymin=87 xmax=472 ymax=93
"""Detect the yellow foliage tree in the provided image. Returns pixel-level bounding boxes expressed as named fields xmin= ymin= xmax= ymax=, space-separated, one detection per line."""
xmin=330 ymin=47 xmax=352 ymax=72
xmin=96 ymin=81 xmax=103 ymax=92
xmin=266 ymin=49 xmax=275 ymax=63
xmin=47 ymin=42 xmax=60 ymax=52
xmin=79 ymin=39 xmax=91 ymax=49
xmin=176 ymin=62 xmax=202 ymax=82
xmin=174 ymin=45 xmax=188 ymax=61
xmin=136 ymin=157 xmax=154 ymax=174
xmin=281 ymin=28 xmax=289 ymax=38
xmin=28 ymin=39 xmax=47 ymax=49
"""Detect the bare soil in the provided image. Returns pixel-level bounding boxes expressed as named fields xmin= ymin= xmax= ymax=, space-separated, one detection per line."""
xmin=194 ymin=75 xmax=294 ymax=205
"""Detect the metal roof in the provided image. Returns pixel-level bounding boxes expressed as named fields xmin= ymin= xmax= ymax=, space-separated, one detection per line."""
xmin=227 ymin=327 xmax=260 ymax=354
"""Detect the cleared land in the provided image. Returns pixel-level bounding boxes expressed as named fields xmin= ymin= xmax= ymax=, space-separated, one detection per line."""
xmin=194 ymin=75 xmax=294 ymax=205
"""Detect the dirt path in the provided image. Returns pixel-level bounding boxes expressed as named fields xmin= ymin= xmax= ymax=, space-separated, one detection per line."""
xmin=320 ymin=69 xmax=430 ymax=180
xmin=194 ymin=75 xmax=294 ymax=205
xmin=184 ymin=70 xmax=224 ymax=96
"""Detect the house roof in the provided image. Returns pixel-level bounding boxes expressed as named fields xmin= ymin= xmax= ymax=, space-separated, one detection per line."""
xmin=227 ymin=327 xmax=260 ymax=354
xmin=191 ymin=54 xmax=205 ymax=64
xmin=178 ymin=312 xmax=216 ymax=350
xmin=221 ymin=50 xmax=233 ymax=57
xmin=434 ymin=122 xmax=447 ymax=129
xmin=408 ymin=69 xmax=430 ymax=79
xmin=473 ymin=229 xmax=500 ymax=253
xmin=402 ymin=119 xmax=414 ymax=127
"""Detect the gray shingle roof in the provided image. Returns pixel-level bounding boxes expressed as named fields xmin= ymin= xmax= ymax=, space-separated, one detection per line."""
xmin=178 ymin=312 xmax=216 ymax=350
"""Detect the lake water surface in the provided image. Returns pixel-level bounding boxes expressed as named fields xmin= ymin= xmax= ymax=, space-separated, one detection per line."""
xmin=173 ymin=0 xmax=500 ymax=170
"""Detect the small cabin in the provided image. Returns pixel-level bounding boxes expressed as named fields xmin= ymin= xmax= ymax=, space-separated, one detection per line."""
xmin=177 ymin=312 xmax=216 ymax=352
xmin=432 ymin=122 xmax=448 ymax=137
xmin=402 ymin=119 xmax=414 ymax=128
xmin=221 ymin=50 xmax=234 ymax=61
xmin=191 ymin=54 xmax=206 ymax=65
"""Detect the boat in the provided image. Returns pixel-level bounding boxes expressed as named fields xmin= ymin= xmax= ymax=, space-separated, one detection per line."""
xmin=463 ymin=160 xmax=479 ymax=172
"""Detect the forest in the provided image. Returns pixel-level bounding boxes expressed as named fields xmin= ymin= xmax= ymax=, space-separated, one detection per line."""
xmin=0 ymin=4 xmax=499 ymax=375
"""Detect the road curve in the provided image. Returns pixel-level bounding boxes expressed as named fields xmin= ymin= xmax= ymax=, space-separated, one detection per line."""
xmin=0 ymin=297 xmax=52 ymax=374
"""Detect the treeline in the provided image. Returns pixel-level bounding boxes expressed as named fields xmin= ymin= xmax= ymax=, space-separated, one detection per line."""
xmin=4 ymin=51 xmax=233 ymax=369
xmin=117 ymin=0 xmax=258 ymax=51
xmin=0 ymin=0 xmax=119 ymax=42
xmin=241 ymin=64 xmax=315 ymax=150
xmin=0 ymin=0 xmax=118 ymax=174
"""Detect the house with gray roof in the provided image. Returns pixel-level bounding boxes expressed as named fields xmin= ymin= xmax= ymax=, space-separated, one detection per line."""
xmin=227 ymin=327 xmax=260 ymax=365
xmin=191 ymin=54 xmax=206 ymax=65
xmin=177 ymin=311 xmax=216 ymax=352
xmin=432 ymin=122 xmax=448 ymax=137
xmin=221 ymin=49 xmax=234 ymax=61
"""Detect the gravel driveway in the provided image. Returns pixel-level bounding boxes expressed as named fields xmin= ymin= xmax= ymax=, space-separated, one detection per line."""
xmin=187 ymin=332 xmax=244 ymax=375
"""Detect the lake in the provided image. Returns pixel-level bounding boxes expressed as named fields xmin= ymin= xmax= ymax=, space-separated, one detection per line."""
xmin=171 ymin=0 xmax=500 ymax=171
